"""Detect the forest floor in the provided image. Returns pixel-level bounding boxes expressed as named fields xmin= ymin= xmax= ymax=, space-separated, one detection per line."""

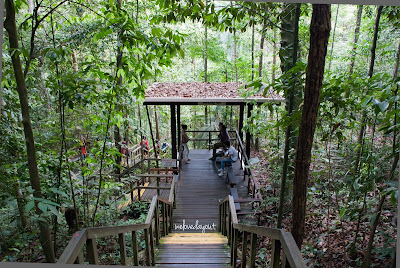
xmin=249 ymin=148 xmax=396 ymax=268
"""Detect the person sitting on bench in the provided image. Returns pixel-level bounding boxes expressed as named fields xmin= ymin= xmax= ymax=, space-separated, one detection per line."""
xmin=210 ymin=123 xmax=230 ymax=160
xmin=218 ymin=141 xmax=238 ymax=177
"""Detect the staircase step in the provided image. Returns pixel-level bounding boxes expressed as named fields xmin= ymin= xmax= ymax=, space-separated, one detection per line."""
xmin=159 ymin=232 xmax=228 ymax=244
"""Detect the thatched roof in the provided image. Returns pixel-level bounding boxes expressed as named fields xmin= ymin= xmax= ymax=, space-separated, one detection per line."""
xmin=144 ymin=82 xmax=284 ymax=105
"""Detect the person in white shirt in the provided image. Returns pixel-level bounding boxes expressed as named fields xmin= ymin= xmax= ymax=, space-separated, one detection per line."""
xmin=218 ymin=141 xmax=238 ymax=176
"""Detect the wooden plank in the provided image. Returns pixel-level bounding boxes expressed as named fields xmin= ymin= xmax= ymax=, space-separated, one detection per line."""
xmin=118 ymin=233 xmax=127 ymax=266
xmin=232 ymin=223 xmax=282 ymax=240
xmin=131 ymin=231 xmax=139 ymax=266
xmin=280 ymin=231 xmax=307 ymax=268
xmin=57 ymin=230 xmax=87 ymax=264
xmin=145 ymin=196 xmax=158 ymax=224
xmin=86 ymin=238 xmax=99 ymax=265
xmin=134 ymin=174 xmax=174 ymax=178
xmin=86 ymin=224 xmax=149 ymax=239
xmin=249 ymin=233 xmax=257 ymax=268
xmin=241 ymin=231 xmax=248 ymax=268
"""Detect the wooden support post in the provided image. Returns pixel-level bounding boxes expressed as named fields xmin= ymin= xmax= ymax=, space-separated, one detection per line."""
xmin=177 ymin=105 xmax=181 ymax=149
xmin=208 ymin=131 xmax=211 ymax=150
xmin=239 ymin=104 xmax=244 ymax=140
xmin=169 ymin=205 xmax=173 ymax=233
xmin=149 ymin=225 xmax=155 ymax=265
xmin=241 ymin=231 xmax=248 ymax=268
xmin=249 ymin=233 xmax=257 ymax=268
xmin=281 ymin=252 xmax=287 ymax=268
xmin=155 ymin=200 xmax=160 ymax=244
xmin=163 ymin=202 xmax=168 ymax=235
xmin=137 ymin=180 xmax=141 ymax=201
xmin=246 ymin=104 xmax=253 ymax=158
xmin=218 ymin=203 xmax=222 ymax=232
xmin=74 ymin=251 xmax=84 ymax=264
xmin=118 ymin=233 xmax=127 ymax=266
xmin=86 ymin=238 xmax=99 ymax=265
xmin=171 ymin=105 xmax=177 ymax=159
xmin=157 ymin=177 xmax=160 ymax=196
xmin=144 ymin=228 xmax=151 ymax=266
xmin=232 ymin=229 xmax=239 ymax=267
xmin=132 ymin=231 xmax=139 ymax=266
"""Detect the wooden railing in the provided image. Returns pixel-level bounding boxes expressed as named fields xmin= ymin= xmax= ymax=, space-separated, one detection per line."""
xmin=120 ymin=158 xmax=178 ymax=201
xmin=58 ymin=180 xmax=176 ymax=265
xmin=185 ymin=129 xmax=262 ymax=200
xmin=230 ymin=130 xmax=262 ymax=200
xmin=219 ymin=195 xmax=306 ymax=268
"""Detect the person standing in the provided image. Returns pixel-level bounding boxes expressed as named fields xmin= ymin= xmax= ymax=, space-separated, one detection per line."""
xmin=181 ymin=124 xmax=190 ymax=164
xmin=218 ymin=141 xmax=237 ymax=176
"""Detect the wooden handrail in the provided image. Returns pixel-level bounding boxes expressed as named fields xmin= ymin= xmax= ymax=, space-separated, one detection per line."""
xmin=58 ymin=177 xmax=177 ymax=265
xmin=219 ymin=195 xmax=307 ymax=268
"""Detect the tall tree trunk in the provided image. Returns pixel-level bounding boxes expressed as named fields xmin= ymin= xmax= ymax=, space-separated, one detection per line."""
xmin=72 ymin=49 xmax=78 ymax=72
xmin=354 ymin=6 xmax=383 ymax=174
xmin=4 ymin=0 xmax=56 ymax=262
xmin=232 ymin=1 xmax=238 ymax=83
xmin=368 ymin=6 xmax=383 ymax=78
xmin=277 ymin=3 xmax=301 ymax=229
xmin=272 ymin=29 xmax=277 ymax=83
xmin=349 ymin=5 xmax=363 ymax=75
xmin=204 ymin=0 xmax=208 ymax=82
xmin=16 ymin=183 xmax=28 ymax=228
xmin=251 ymin=19 xmax=255 ymax=81
xmin=362 ymin=195 xmax=386 ymax=268
xmin=389 ymin=37 xmax=400 ymax=181
xmin=258 ymin=23 xmax=266 ymax=78
xmin=114 ymin=0 xmax=123 ymax=175
xmin=327 ymin=4 xmax=339 ymax=72
xmin=292 ymin=4 xmax=331 ymax=248
xmin=273 ymin=5 xmax=302 ymax=266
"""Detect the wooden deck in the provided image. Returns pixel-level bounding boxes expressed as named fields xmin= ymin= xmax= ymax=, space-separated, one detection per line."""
xmin=173 ymin=149 xmax=231 ymax=230
xmin=156 ymin=149 xmax=246 ymax=267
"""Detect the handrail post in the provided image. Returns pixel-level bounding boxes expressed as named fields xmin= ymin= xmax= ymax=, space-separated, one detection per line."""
xmin=163 ymin=202 xmax=168 ymax=235
xmin=232 ymin=228 xmax=239 ymax=267
xmin=169 ymin=204 xmax=173 ymax=233
xmin=241 ymin=231 xmax=248 ymax=268
xmin=249 ymin=233 xmax=257 ymax=268
xmin=118 ymin=233 xmax=127 ymax=266
xmin=144 ymin=228 xmax=151 ymax=266
xmin=132 ymin=231 xmax=139 ymax=266
xmin=155 ymin=200 xmax=160 ymax=244
xmin=208 ymin=131 xmax=211 ymax=150
xmin=149 ymin=224 xmax=155 ymax=265
xmin=86 ymin=238 xmax=99 ymax=265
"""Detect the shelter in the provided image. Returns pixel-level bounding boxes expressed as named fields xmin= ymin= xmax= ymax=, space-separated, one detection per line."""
xmin=144 ymin=82 xmax=285 ymax=159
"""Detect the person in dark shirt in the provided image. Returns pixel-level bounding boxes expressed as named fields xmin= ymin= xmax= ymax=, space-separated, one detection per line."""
xmin=210 ymin=123 xmax=230 ymax=160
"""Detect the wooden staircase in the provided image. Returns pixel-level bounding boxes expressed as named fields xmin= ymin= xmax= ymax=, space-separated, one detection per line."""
xmin=156 ymin=232 xmax=230 ymax=267
xmin=57 ymin=134 xmax=307 ymax=267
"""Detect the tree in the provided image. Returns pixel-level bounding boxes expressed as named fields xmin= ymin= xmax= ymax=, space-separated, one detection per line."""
xmin=4 ymin=0 xmax=56 ymax=262
xmin=292 ymin=4 xmax=331 ymax=248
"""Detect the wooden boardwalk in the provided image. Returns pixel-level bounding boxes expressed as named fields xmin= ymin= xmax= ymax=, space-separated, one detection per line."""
xmin=156 ymin=149 xmax=231 ymax=267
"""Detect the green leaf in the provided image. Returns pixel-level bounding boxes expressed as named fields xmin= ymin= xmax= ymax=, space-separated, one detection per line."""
xmin=38 ymin=202 xmax=47 ymax=213
xmin=391 ymin=191 xmax=398 ymax=207
xmin=49 ymin=188 xmax=68 ymax=198
xmin=339 ymin=207 xmax=346 ymax=218
xmin=47 ymin=204 xmax=60 ymax=217
xmin=25 ymin=201 xmax=35 ymax=213
xmin=378 ymin=101 xmax=389 ymax=112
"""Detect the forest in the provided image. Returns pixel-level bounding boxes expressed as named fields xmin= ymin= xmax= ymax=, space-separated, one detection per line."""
xmin=0 ymin=0 xmax=399 ymax=267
